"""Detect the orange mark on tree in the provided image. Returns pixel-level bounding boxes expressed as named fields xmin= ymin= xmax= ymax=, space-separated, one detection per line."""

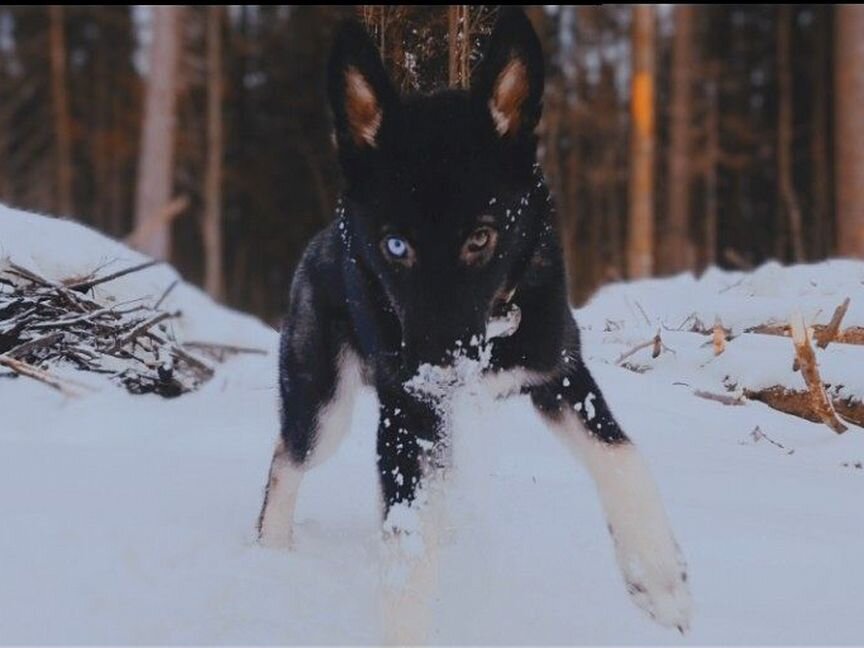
xmin=632 ymin=71 xmax=654 ymax=138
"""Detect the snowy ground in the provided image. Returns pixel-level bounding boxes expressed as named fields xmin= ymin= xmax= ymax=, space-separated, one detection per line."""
xmin=1 ymin=208 xmax=863 ymax=644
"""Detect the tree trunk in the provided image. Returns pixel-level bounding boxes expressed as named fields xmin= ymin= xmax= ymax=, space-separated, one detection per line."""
xmin=835 ymin=5 xmax=864 ymax=257
xmin=203 ymin=5 xmax=224 ymax=300
xmin=627 ymin=5 xmax=656 ymax=279
xmin=48 ymin=5 xmax=73 ymax=216
xmin=663 ymin=4 xmax=694 ymax=274
xmin=811 ymin=6 xmax=830 ymax=258
xmin=777 ymin=6 xmax=805 ymax=262
xmin=134 ymin=6 xmax=184 ymax=260
xmin=448 ymin=6 xmax=459 ymax=88
xmin=460 ymin=7 xmax=470 ymax=89
xmin=448 ymin=6 xmax=470 ymax=89
xmin=704 ymin=72 xmax=719 ymax=269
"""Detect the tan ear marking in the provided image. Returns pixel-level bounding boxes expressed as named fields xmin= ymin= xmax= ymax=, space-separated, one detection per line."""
xmin=489 ymin=58 xmax=529 ymax=137
xmin=344 ymin=66 xmax=382 ymax=147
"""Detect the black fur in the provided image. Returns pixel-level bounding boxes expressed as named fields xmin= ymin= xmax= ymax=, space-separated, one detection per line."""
xmin=276 ymin=8 xmax=631 ymax=516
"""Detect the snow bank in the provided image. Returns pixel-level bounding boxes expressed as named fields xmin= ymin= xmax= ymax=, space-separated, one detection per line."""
xmin=0 ymin=205 xmax=275 ymax=349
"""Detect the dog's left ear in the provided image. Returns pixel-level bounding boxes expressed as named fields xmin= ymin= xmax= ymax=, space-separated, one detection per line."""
xmin=472 ymin=8 xmax=544 ymax=140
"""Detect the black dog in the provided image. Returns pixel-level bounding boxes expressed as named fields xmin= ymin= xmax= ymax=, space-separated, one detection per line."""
xmin=258 ymin=8 xmax=690 ymax=635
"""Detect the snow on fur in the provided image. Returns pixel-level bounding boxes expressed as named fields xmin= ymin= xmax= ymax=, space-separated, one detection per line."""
xmin=1 ymin=207 xmax=863 ymax=644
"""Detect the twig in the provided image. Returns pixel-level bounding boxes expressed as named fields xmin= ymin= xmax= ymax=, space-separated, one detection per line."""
xmin=616 ymin=339 xmax=655 ymax=364
xmin=673 ymin=382 xmax=745 ymax=406
xmin=66 ymin=260 xmax=161 ymax=293
xmin=634 ymin=300 xmax=652 ymax=327
xmin=719 ymin=276 xmax=746 ymax=294
xmin=741 ymin=426 xmax=795 ymax=454
xmin=694 ymin=389 xmax=744 ymax=406
xmin=5 ymin=332 xmax=64 ymax=358
xmin=109 ymin=311 xmax=176 ymax=353
xmin=815 ymin=297 xmax=850 ymax=349
xmin=0 ymin=355 xmax=81 ymax=396
xmin=154 ymin=279 xmax=179 ymax=310
xmin=616 ymin=329 xmax=673 ymax=364
xmin=789 ymin=313 xmax=847 ymax=434
xmin=4 ymin=262 xmax=55 ymax=287
xmin=183 ymin=340 xmax=268 ymax=356
xmin=713 ymin=316 xmax=726 ymax=356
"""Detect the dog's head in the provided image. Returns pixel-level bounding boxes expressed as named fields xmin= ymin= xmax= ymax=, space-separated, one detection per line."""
xmin=328 ymin=9 xmax=548 ymax=374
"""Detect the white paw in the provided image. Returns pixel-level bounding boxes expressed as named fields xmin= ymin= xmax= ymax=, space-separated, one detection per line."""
xmin=613 ymin=532 xmax=692 ymax=633
xmin=257 ymin=522 xmax=294 ymax=550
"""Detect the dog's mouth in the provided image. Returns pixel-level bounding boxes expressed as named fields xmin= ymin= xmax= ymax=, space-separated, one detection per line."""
xmin=486 ymin=286 xmax=521 ymax=340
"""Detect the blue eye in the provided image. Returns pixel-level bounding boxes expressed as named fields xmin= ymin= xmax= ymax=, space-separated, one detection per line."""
xmin=385 ymin=236 xmax=408 ymax=258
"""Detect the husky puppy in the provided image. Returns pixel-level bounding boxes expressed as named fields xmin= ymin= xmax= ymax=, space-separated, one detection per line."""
xmin=258 ymin=8 xmax=691 ymax=635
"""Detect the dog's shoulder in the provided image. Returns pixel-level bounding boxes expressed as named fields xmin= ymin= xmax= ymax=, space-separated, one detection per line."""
xmin=286 ymin=221 xmax=347 ymax=316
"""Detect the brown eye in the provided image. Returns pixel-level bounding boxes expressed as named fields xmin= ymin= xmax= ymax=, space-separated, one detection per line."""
xmin=467 ymin=228 xmax=492 ymax=252
xmin=461 ymin=226 xmax=498 ymax=265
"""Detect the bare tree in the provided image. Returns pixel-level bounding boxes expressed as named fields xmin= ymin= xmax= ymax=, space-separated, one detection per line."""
xmin=810 ymin=6 xmax=830 ymax=258
xmin=627 ymin=5 xmax=656 ymax=279
xmin=134 ymin=6 xmax=184 ymax=260
xmin=48 ymin=5 xmax=72 ymax=216
xmin=777 ymin=6 xmax=804 ymax=262
xmin=703 ymin=69 xmax=719 ymax=270
xmin=663 ymin=5 xmax=694 ymax=274
xmin=835 ymin=5 xmax=864 ymax=257
xmin=203 ymin=5 xmax=224 ymax=300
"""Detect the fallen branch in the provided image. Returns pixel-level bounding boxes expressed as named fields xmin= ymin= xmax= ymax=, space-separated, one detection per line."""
xmin=740 ymin=425 xmax=795 ymax=455
xmin=0 ymin=259 xmax=228 ymax=397
xmin=183 ymin=340 xmax=268 ymax=361
xmin=65 ymin=260 xmax=161 ymax=293
xmin=694 ymin=388 xmax=744 ymax=406
xmin=109 ymin=311 xmax=176 ymax=353
xmin=815 ymin=297 xmax=851 ymax=349
xmin=0 ymin=355 xmax=81 ymax=396
xmin=5 ymin=332 xmax=65 ymax=358
xmin=788 ymin=315 xmax=846 ymax=434
xmin=154 ymin=279 xmax=179 ymax=310
xmin=713 ymin=316 xmax=726 ymax=356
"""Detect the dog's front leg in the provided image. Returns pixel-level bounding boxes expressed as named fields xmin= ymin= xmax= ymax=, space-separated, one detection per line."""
xmin=376 ymin=387 xmax=447 ymax=645
xmin=531 ymin=358 xmax=692 ymax=632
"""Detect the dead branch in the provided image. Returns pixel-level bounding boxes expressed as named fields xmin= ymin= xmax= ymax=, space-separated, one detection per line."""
xmin=815 ymin=297 xmax=851 ymax=349
xmin=789 ymin=315 xmax=847 ymax=434
xmin=713 ymin=316 xmax=726 ymax=356
xmin=5 ymin=332 xmax=65 ymax=358
xmin=65 ymin=260 xmax=161 ymax=293
xmin=0 ymin=355 xmax=81 ymax=396
xmin=0 ymin=260 xmax=232 ymax=398
xmin=651 ymin=328 xmax=662 ymax=358
xmin=694 ymin=389 xmax=744 ymax=406
xmin=109 ymin=311 xmax=176 ymax=353
xmin=616 ymin=328 xmax=673 ymax=365
xmin=183 ymin=340 xmax=268 ymax=360
xmin=616 ymin=338 xmax=655 ymax=364
xmin=741 ymin=425 xmax=795 ymax=454
xmin=154 ymin=279 xmax=179 ymax=310
xmin=4 ymin=262 xmax=56 ymax=287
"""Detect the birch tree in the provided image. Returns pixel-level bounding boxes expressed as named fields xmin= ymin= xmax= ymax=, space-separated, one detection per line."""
xmin=133 ymin=6 xmax=184 ymax=260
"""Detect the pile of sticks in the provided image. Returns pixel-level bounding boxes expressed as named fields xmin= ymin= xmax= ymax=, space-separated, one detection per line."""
xmin=0 ymin=260 xmax=257 ymax=397
xmin=615 ymin=298 xmax=863 ymax=434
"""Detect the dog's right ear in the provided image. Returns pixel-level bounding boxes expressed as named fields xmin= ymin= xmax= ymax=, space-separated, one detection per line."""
xmin=327 ymin=20 xmax=397 ymax=153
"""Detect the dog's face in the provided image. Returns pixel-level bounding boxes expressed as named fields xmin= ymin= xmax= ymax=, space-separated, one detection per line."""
xmin=328 ymin=10 xmax=546 ymax=372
